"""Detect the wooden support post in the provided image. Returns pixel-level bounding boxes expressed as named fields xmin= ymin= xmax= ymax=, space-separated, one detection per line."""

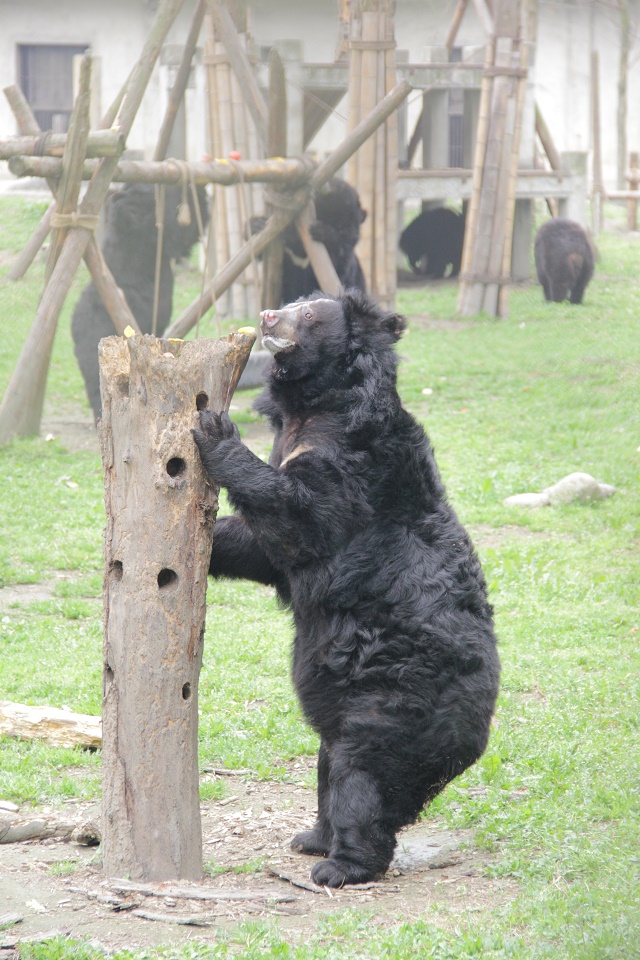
xmin=99 ymin=331 xmax=254 ymax=881
xmin=154 ymin=0 xmax=207 ymax=162
xmin=626 ymin=151 xmax=639 ymax=231
xmin=591 ymin=50 xmax=604 ymax=234
xmin=295 ymin=202 xmax=341 ymax=297
xmin=458 ymin=0 xmax=526 ymax=318
xmin=446 ymin=0 xmax=470 ymax=52
xmin=4 ymin=83 xmax=141 ymax=338
xmin=207 ymin=0 xmax=267 ymax=149
xmin=0 ymin=0 xmax=185 ymax=445
xmin=261 ymin=47 xmax=287 ymax=309
xmin=165 ymin=79 xmax=412 ymax=339
xmin=347 ymin=0 xmax=398 ymax=309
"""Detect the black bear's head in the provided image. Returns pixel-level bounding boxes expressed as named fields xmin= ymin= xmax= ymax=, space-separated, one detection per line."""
xmin=259 ymin=291 xmax=406 ymax=386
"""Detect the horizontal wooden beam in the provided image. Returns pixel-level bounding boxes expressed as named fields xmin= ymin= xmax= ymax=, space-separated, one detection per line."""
xmin=0 ymin=129 xmax=122 ymax=160
xmin=8 ymin=154 xmax=314 ymax=186
xmin=397 ymin=169 xmax=577 ymax=201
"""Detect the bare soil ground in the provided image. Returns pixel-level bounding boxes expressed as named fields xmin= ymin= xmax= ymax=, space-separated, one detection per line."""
xmin=0 ymin=772 xmax=518 ymax=953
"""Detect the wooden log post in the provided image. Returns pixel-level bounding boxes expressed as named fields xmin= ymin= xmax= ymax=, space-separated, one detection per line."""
xmin=262 ymin=46 xmax=287 ymax=310
xmin=99 ymin=330 xmax=255 ymax=881
xmin=626 ymin=151 xmax=639 ymax=231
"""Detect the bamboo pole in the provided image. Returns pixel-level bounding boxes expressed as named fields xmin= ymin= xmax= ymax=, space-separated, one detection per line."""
xmin=206 ymin=0 xmax=267 ymax=147
xmin=3 ymin=72 xmax=131 ymax=282
xmin=4 ymin=84 xmax=141 ymax=337
xmin=0 ymin=0 xmax=186 ymax=444
xmin=446 ymin=0 xmax=470 ymax=52
xmin=45 ymin=55 xmax=93 ymax=283
xmin=0 ymin=130 xmax=121 ymax=160
xmin=591 ymin=50 xmax=604 ymax=234
xmin=154 ymin=0 xmax=207 ymax=162
xmin=498 ymin=39 xmax=529 ymax=316
xmin=534 ymin=102 xmax=561 ymax=170
xmin=262 ymin=47 xmax=287 ymax=308
xmin=165 ymin=79 xmax=412 ymax=340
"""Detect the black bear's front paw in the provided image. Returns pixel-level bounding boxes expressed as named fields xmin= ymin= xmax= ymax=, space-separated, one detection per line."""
xmin=192 ymin=410 xmax=241 ymax=480
xmin=291 ymin=826 xmax=333 ymax=857
xmin=311 ymin=857 xmax=378 ymax=888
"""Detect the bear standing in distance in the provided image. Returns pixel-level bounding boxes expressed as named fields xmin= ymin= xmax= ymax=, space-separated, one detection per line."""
xmin=71 ymin=182 xmax=208 ymax=421
xmin=534 ymin=218 xmax=595 ymax=304
xmin=399 ymin=206 xmax=466 ymax=279
xmin=193 ymin=291 xmax=500 ymax=888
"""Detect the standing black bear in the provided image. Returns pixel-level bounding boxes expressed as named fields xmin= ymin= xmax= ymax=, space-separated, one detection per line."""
xmin=399 ymin=206 xmax=466 ymax=279
xmin=193 ymin=291 xmax=500 ymax=887
xmin=71 ymin=182 xmax=207 ymax=421
xmin=252 ymin=177 xmax=367 ymax=302
xmin=534 ymin=218 xmax=594 ymax=303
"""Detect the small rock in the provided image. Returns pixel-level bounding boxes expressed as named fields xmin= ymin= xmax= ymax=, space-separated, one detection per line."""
xmin=71 ymin=819 xmax=101 ymax=846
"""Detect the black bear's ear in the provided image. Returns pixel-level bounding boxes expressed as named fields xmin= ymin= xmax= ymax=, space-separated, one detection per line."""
xmin=382 ymin=313 xmax=406 ymax=341
xmin=360 ymin=208 xmax=367 ymax=224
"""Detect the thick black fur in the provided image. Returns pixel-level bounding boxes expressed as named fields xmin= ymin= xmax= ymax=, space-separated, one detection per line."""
xmin=399 ymin=206 xmax=466 ymax=279
xmin=252 ymin=177 xmax=367 ymax=303
xmin=534 ymin=218 xmax=595 ymax=303
xmin=193 ymin=291 xmax=500 ymax=887
xmin=71 ymin=183 xmax=208 ymax=421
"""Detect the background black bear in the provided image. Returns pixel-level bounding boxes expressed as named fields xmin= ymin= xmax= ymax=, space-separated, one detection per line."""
xmin=399 ymin=205 xmax=466 ymax=279
xmin=252 ymin=177 xmax=367 ymax=303
xmin=194 ymin=291 xmax=500 ymax=888
xmin=534 ymin=218 xmax=595 ymax=303
xmin=71 ymin=182 xmax=207 ymax=421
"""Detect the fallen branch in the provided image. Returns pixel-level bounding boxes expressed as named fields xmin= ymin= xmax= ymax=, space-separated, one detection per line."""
xmin=0 ymin=818 xmax=75 ymax=844
xmin=0 ymin=701 xmax=101 ymax=749
xmin=109 ymin=878 xmax=296 ymax=903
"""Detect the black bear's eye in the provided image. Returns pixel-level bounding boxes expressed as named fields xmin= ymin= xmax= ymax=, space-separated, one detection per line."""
xmin=305 ymin=309 xmax=313 ymax=320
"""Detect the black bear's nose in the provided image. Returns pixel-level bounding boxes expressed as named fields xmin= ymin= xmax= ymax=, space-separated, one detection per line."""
xmin=260 ymin=309 xmax=279 ymax=329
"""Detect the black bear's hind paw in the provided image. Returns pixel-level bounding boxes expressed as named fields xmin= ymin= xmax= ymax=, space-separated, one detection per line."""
xmin=311 ymin=858 xmax=378 ymax=888
xmin=291 ymin=828 xmax=332 ymax=857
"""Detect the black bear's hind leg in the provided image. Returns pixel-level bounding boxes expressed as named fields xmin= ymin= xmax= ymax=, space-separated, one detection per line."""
xmin=291 ymin=742 xmax=333 ymax=856
xmin=310 ymin=764 xmax=396 ymax=887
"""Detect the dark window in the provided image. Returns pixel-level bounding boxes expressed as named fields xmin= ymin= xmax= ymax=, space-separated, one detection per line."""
xmin=18 ymin=44 xmax=89 ymax=133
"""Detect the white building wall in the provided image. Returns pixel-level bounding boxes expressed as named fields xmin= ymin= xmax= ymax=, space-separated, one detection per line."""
xmin=0 ymin=0 xmax=638 ymax=189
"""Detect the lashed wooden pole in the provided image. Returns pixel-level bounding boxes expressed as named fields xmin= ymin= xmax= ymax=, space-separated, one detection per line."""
xmin=164 ymin=78 xmax=412 ymax=339
xmin=0 ymin=0 xmax=186 ymax=445
xmin=100 ymin=331 xmax=255 ymax=881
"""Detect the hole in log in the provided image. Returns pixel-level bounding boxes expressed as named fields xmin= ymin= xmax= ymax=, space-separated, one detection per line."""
xmin=110 ymin=560 xmax=123 ymax=581
xmin=182 ymin=682 xmax=191 ymax=700
xmin=115 ymin=374 xmax=130 ymax=398
xmin=196 ymin=392 xmax=209 ymax=411
xmin=157 ymin=568 xmax=178 ymax=589
xmin=166 ymin=457 xmax=186 ymax=478
xmin=105 ymin=666 xmax=114 ymax=681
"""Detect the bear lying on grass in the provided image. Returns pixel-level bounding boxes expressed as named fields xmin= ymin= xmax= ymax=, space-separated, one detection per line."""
xmin=193 ymin=291 xmax=500 ymax=887
xmin=72 ymin=182 xmax=207 ymax=421
xmin=534 ymin=218 xmax=594 ymax=303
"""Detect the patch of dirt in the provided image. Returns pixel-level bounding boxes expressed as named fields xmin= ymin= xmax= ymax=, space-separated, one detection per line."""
xmin=0 ymin=775 xmax=518 ymax=952
xmin=0 ymin=574 xmax=86 ymax=611
xmin=406 ymin=314 xmax=476 ymax=332
xmin=469 ymin=523 xmax=573 ymax=550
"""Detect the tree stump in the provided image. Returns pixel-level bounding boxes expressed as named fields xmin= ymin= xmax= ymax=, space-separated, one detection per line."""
xmin=98 ymin=331 xmax=254 ymax=881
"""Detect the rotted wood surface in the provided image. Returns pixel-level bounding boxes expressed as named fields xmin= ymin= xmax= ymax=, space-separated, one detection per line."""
xmin=99 ymin=331 xmax=254 ymax=882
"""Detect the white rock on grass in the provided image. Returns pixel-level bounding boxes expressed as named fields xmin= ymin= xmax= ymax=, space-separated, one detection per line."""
xmin=504 ymin=472 xmax=616 ymax=509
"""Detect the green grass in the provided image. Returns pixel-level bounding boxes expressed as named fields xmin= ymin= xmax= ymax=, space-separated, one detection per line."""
xmin=1 ymin=196 xmax=639 ymax=958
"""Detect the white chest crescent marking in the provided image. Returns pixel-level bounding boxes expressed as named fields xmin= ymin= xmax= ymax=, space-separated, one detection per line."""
xmin=280 ymin=444 xmax=315 ymax=468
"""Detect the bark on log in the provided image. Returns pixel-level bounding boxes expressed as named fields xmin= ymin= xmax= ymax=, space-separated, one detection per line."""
xmin=99 ymin=331 xmax=254 ymax=882
xmin=0 ymin=701 xmax=101 ymax=749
